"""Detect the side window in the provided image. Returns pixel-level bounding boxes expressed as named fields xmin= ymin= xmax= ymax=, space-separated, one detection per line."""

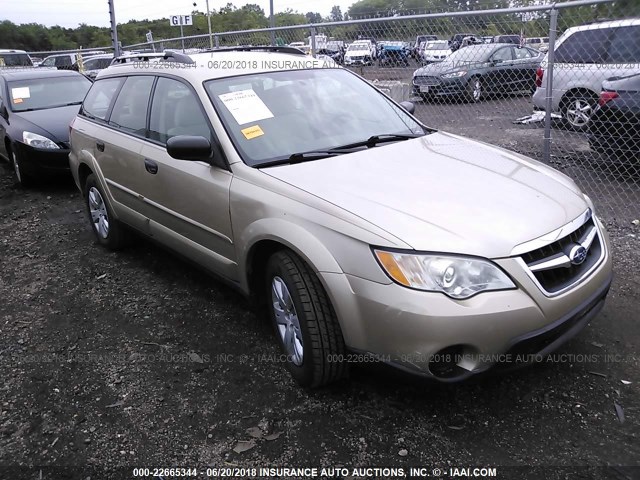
xmin=514 ymin=47 xmax=532 ymax=59
xmin=555 ymin=28 xmax=611 ymax=63
xmin=41 ymin=57 xmax=55 ymax=67
xmin=608 ymin=26 xmax=640 ymax=63
xmin=148 ymin=77 xmax=210 ymax=144
xmin=98 ymin=58 xmax=112 ymax=69
xmin=492 ymin=47 xmax=513 ymax=62
xmin=83 ymin=58 xmax=97 ymax=69
xmin=109 ymin=76 xmax=155 ymax=135
xmin=82 ymin=77 xmax=123 ymax=121
xmin=55 ymin=55 xmax=72 ymax=67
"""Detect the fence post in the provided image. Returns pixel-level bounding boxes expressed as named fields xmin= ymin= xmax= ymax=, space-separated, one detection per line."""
xmin=543 ymin=7 xmax=559 ymax=162
xmin=214 ymin=35 xmax=219 ymax=48
xmin=310 ymin=26 xmax=317 ymax=57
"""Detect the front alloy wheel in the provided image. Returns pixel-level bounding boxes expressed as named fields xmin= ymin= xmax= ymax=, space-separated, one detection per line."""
xmin=12 ymin=150 xmax=32 ymax=187
xmin=467 ymin=76 xmax=482 ymax=103
xmin=265 ymin=250 xmax=348 ymax=387
xmin=271 ymin=276 xmax=304 ymax=366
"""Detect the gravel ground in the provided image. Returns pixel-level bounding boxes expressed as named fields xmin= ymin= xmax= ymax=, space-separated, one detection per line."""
xmin=1 ymin=89 xmax=639 ymax=480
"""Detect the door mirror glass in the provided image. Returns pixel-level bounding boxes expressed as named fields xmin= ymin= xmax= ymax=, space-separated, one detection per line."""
xmin=166 ymin=135 xmax=212 ymax=161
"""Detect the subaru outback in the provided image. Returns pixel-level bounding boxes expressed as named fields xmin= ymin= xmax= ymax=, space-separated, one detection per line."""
xmin=69 ymin=47 xmax=612 ymax=387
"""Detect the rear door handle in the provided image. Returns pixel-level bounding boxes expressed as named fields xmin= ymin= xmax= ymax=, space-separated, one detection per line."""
xmin=144 ymin=158 xmax=158 ymax=174
xmin=96 ymin=141 xmax=105 ymax=152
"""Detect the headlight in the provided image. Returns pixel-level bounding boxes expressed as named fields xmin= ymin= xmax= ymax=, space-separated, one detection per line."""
xmin=442 ymin=71 xmax=467 ymax=78
xmin=23 ymin=131 xmax=60 ymax=149
xmin=374 ymin=249 xmax=515 ymax=300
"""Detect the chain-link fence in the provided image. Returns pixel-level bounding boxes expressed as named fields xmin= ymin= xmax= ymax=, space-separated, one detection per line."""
xmin=24 ymin=0 xmax=639 ymax=221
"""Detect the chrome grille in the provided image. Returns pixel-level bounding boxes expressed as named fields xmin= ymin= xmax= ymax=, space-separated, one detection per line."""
xmin=413 ymin=76 xmax=441 ymax=87
xmin=521 ymin=216 xmax=603 ymax=295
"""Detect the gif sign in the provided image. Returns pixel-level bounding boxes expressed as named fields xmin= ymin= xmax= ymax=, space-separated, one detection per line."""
xmin=170 ymin=15 xmax=193 ymax=26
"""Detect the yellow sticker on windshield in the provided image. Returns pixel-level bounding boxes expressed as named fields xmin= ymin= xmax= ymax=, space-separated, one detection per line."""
xmin=241 ymin=125 xmax=264 ymax=140
xmin=13 ymin=98 xmax=23 ymax=104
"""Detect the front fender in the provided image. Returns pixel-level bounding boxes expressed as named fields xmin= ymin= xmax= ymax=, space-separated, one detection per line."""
xmin=238 ymin=218 xmax=343 ymax=292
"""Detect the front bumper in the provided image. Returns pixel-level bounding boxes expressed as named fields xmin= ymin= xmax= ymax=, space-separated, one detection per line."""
xmin=412 ymin=76 xmax=468 ymax=97
xmin=14 ymin=142 xmax=71 ymax=177
xmin=320 ymin=222 xmax=613 ymax=381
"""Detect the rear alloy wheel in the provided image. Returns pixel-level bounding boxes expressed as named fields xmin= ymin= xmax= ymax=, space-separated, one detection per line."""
xmin=84 ymin=173 xmax=128 ymax=249
xmin=12 ymin=150 xmax=33 ymax=187
xmin=265 ymin=250 xmax=348 ymax=387
xmin=467 ymin=76 xmax=482 ymax=103
xmin=562 ymin=93 xmax=597 ymax=131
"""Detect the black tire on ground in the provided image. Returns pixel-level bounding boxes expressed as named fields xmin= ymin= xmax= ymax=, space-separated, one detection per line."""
xmin=11 ymin=148 xmax=34 ymax=187
xmin=265 ymin=249 xmax=348 ymax=388
xmin=83 ymin=173 xmax=128 ymax=250
xmin=466 ymin=76 xmax=482 ymax=103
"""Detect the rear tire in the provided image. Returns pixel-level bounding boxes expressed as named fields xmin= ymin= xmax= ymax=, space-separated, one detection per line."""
xmin=84 ymin=173 xmax=128 ymax=250
xmin=265 ymin=250 xmax=348 ymax=388
xmin=561 ymin=91 xmax=597 ymax=131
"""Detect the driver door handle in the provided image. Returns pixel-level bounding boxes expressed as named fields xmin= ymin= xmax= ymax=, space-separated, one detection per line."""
xmin=144 ymin=158 xmax=158 ymax=175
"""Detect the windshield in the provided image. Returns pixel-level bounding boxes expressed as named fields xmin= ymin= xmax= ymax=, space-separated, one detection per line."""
xmin=0 ymin=53 xmax=33 ymax=67
xmin=348 ymin=44 xmax=369 ymax=52
xmin=205 ymin=69 xmax=425 ymax=166
xmin=8 ymin=75 xmax=92 ymax=112
xmin=425 ymin=41 xmax=449 ymax=50
xmin=442 ymin=45 xmax=494 ymax=66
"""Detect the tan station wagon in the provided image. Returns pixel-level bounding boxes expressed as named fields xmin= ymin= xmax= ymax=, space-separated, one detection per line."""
xmin=69 ymin=47 xmax=613 ymax=387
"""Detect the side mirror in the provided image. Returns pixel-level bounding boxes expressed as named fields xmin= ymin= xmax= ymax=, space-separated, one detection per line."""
xmin=399 ymin=101 xmax=415 ymax=114
xmin=0 ymin=103 xmax=7 ymax=119
xmin=166 ymin=135 xmax=212 ymax=161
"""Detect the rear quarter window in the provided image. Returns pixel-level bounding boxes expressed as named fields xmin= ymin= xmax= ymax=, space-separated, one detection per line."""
xmin=0 ymin=53 xmax=33 ymax=67
xmin=81 ymin=77 xmax=124 ymax=121
xmin=555 ymin=28 xmax=611 ymax=63
xmin=608 ymin=25 xmax=640 ymax=63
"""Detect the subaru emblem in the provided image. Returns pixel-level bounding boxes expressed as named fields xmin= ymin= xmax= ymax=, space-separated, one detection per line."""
xmin=569 ymin=245 xmax=588 ymax=265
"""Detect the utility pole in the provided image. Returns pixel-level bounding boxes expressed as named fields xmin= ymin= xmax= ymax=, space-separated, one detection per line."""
xmin=269 ymin=0 xmax=275 ymax=46
xmin=108 ymin=0 xmax=120 ymax=57
xmin=205 ymin=0 xmax=213 ymax=48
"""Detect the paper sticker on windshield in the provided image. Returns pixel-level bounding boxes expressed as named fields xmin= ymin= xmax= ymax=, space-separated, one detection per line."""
xmin=218 ymin=89 xmax=274 ymax=125
xmin=241 ymin=125 xmax=264 ymax=140
xmin=12 ymin=87 xmax=31 ymax=99
xmin=13 ymin=98 xmax=23 ymax=104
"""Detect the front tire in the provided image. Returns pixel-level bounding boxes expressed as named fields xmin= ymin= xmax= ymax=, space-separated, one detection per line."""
xmin=466 ymin=76 xmax=482 ymax=103
xmin=265 ymin=250 xmax=348 ymax=387
xmin=84 ymin=173 xmax=128 ymax=249
xmin=11 ymin=149 xmax=33 ymax=187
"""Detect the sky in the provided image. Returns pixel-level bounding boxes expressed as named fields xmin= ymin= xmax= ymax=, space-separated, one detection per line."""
xmin=2 ymin=0 xmax=355 ymax=28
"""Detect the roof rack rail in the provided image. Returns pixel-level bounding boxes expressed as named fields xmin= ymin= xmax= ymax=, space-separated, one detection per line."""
xmin=200 ymin=46 xmax=306 ymax=56
xmin=162 ymin=50 xmax=196 ymax=64
xmin=112 ymin=50 xmax=195 ymax=65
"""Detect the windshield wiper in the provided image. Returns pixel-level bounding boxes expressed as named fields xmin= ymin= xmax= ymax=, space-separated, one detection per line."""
xmin=256 ymin=150 xmax=345 ymax=168
xmin=333 ymin=133 xmax=424 ymax=150
xmin=254 ymin=133 xmax=425 ymax=168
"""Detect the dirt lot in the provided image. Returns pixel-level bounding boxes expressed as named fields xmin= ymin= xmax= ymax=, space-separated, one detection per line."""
xmin=1 ymin=94 xmax=640 ymax=479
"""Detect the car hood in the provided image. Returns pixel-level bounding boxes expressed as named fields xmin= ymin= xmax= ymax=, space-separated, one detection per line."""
xmin=345 ymin=50 xmax=369 ymax=56
xmin=261 ymin=132 xmax=588 ymax=258
xmin=14 ymin=104 xmax=80 ymax=144
xmin=415 ymin=60 xmax=486 ymax=76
